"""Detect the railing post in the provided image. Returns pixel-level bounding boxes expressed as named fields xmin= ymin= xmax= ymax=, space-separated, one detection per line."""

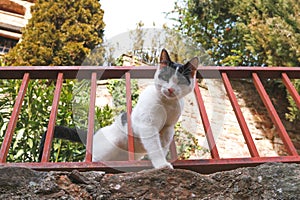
xmin=0 ymin=73 xmax=30 ymax=163
xmin=41 ymin=73 xmax=64 ymax=162
xmin=252 ymin=73 xmax=298 ymax=156
xmin=282 ymin=73 xmax=300 ymax=109
xmin=221 ymin=72 xmax=260 ymax=157
xmin=85 ymin=72 xmax=97 ymax=162
xmin=125 ymin=72 xmax=135 ymax=161
xmin=194 ymin=81 xmax=220 ymax=159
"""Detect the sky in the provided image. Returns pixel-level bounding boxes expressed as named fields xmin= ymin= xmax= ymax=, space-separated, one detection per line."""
xmin=100 ymin=0 xmax=177 ymax=39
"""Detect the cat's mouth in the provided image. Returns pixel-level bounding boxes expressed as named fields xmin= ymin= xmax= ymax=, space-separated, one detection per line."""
xmin=162 ymin=89 xmax=178 ymax=99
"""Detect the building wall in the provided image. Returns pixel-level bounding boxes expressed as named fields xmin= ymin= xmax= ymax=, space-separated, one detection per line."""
xmin=180 ymin=79 xmax=297 ymax=158
xmin=0 ymin=0 xmax=33 ymax=56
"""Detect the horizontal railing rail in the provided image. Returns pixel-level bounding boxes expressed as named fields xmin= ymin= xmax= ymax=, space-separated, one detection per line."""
xmin=0 ymin=66 xmax=299 ymax=174
xmin=1 ymin=66 xmax=300 ymax=79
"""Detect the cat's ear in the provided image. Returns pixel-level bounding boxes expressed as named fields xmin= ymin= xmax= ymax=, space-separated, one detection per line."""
xmin=185 ymin=57 xmax=198 ymax=77
xmin=159 ymin=49 xmax=171 ymax=69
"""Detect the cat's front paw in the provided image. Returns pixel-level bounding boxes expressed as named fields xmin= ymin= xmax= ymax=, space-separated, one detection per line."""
xmin=154 ymin=162 xmax=173 ymax=169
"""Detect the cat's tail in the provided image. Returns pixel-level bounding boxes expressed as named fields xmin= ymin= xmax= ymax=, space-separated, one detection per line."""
xmin=38 ymin=125 xmax=87 ymax=161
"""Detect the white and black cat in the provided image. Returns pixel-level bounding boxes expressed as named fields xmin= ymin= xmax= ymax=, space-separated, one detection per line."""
xmin=39 ymin=49 xmax=198 ymax=169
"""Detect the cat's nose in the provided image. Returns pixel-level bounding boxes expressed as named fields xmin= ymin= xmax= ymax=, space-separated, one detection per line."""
xmin=168 ymin=88 xmax=174 ymax=94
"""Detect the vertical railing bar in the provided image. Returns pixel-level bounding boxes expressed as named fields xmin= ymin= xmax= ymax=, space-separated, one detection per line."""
xmin=85 ymin=72 xmax=97 ymax=162
xmin=194 ymin=81 xmax=220 ymax=159
xmin=0 ymin=73 xmax=30 ymax=163
xmin=221 ymin=72 xmax=260 ymax=157
xmin=41 ymin=73 xmax=64 ymax=162
xmin=125 ymin=72 xmax=135 ymax=161
xmin=252 ymin=72 xmax=298 ymax=156
xmin=169 ymin=139 xmax=178 ymax=162
xmin=282 ymin=73 xmax=300 ymax=110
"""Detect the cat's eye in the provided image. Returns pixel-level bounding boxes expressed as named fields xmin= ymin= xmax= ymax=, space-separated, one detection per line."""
xmin=158 ymin=73 xmax=169 ymax=82
xmin=158 ymin=67 xmax=173 ymax=82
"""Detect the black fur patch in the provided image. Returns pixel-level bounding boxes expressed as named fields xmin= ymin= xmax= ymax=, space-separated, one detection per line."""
xmin=38 ymin=126 xmax=86 ymax=161
xmin=121 ymin=112 xmax=128 ymax=126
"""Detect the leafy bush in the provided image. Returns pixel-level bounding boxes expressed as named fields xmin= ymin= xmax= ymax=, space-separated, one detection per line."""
xmin=0 ymin=79 xmax=73 ymax=162
xmin=174 ymin=123 xmax=208 ymax=159
xmin=107 ymin=79 xmax=140 ymax=114
xmin=0 ymin=78 xmax=115 ymax=162
xmin=286 ymin=80 xmax=300 ymax=122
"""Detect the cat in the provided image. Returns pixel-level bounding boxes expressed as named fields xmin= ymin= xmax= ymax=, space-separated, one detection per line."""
xmin=39 ymin=49 xmax=198 ymax=169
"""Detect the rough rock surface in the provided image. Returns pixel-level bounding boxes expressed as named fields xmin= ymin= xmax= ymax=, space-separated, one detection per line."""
xmin=0 ymin=163 xmax=299 ymax=199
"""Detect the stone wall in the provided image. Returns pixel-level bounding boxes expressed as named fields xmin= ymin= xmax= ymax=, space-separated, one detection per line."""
xmin=181 ymin=79 xmax=300 ymax=158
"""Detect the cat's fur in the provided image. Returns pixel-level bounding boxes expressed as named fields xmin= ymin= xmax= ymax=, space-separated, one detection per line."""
xmin=39 ymin=49 xmax=198 ymax=169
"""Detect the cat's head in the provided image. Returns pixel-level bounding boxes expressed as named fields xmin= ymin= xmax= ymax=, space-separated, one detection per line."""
xmin=154 ymin=49 xmax=198 ymax=100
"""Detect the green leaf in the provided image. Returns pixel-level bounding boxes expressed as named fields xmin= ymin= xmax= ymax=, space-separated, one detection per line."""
xmin=15 ymin=149 xmax=24 ymax=159
xmin=28 ymin=138 xmax=33 ymax=148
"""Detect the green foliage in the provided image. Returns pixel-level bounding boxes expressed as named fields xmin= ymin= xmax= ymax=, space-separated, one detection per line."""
xmin=125 ymin=22 xmax=210 ymax=66
xmin=82 ymin=46 xmax=106 ymax=66
xmin=0 ymin=79 xmax=75 ymax=162
xmin=95 ymin=105 xmax=114 ymax=129
xmin=173 ymin=0 xmax=300 ymax=67
xmin=0 ymin=57 xmax=5 ymax=66
xmin=286 ymin=80 xmax=300 ymax=122
xmin=50 ymin=104 xmax=114 ymax=162
xmin=72 ymin=80 xmax=114 ymax=130
xmin=0 ymin=78 xmax=114 ymax=162
xmin=4 ymin=0 xmax=105 ymax=66
xmin=174 ymin=123 xmax=208 ymax=159
xmin=48 ymin=79 xmax=114 ymax=162
xmin=173 ymin=0 xmax=300 ymax=121
xmin=163 ymin=26 xmax=210 ymax=65
xmin=107 ymin=79 xmax=140 ymax=114
xmin=106 ymin=51 xmax=141 ymax=115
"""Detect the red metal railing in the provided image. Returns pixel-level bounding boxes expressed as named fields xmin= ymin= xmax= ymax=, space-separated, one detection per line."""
xmin=0 ymin=66 xmax=300 ymax=173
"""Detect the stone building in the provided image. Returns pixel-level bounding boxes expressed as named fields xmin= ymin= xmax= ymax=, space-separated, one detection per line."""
xmin=0 ymin=0 xmax=34 ymax=56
